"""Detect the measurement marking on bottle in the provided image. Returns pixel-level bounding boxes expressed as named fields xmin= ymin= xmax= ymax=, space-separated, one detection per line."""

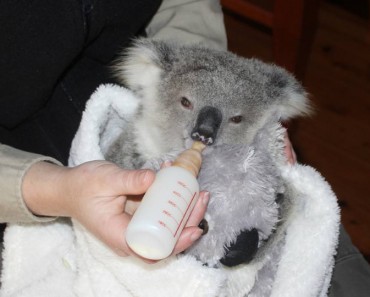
xmin=168 ymin=200 xmax=176 ymax=207
xmin=178 ymin=181 xmax=193 ymax=196
xmin=173 ymin=190 xmax=187 ymax=204
xmin=168 ymin=200 xmax=184 ymax=216
xmin=162 ymin=210 xmax=180 ymax=226
xmin=158 ymin=220 xmax=175 ymax=236
xmin=174 ymin=192 xmax=197 ymax=237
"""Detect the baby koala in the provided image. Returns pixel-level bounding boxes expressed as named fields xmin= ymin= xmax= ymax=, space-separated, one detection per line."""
xmin=106 ymin=39 xmax=310 ymax=267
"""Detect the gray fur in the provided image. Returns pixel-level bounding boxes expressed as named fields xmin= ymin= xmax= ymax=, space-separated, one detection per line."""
xmin=185 ymin=121 xmax=287 ymax=266
xmin=106 ymin=39 xmax=310 ymax=168
xmin=139 ymin=120 xmax=294 ymax=296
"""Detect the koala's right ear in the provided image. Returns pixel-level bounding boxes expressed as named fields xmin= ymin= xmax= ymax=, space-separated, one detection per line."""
xmin=114 ymin=39 xmax=174 ymax=93
xmin=265 ymin=65 xmax=313 ymax=120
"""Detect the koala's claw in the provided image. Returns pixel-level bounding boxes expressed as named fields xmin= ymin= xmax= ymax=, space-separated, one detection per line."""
xmin=220 ymin=228 xmax=259 ymax=267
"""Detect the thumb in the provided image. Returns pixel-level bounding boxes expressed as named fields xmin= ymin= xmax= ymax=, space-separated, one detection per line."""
xmin=119 ymin=169 xmax=155 ymax=195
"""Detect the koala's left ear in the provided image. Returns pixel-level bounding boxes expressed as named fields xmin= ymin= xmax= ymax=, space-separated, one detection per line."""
xmin=267 ymin=66 xmax=312 ymax=120
xmin=114 ymin=38 xmax=174 ymax=93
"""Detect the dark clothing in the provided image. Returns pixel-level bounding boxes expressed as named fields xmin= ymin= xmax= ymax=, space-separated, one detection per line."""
xmin=329 ymin=225 xmax=370 ymax=297
xmin=0 ymin=0 xmax=162 ymax=164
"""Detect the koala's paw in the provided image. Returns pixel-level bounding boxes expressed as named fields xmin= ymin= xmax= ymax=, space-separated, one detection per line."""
xmin=220 ymin=228 xmax=259 ymax=267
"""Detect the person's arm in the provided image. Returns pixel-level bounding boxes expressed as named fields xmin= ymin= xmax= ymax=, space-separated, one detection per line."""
xmin=146 ymin=0 xmax=227 ymax=50
xmin=0 ymin=144 xmax=208 ymax=259
xmin=0 ymin=144 xmax=59 ymax=223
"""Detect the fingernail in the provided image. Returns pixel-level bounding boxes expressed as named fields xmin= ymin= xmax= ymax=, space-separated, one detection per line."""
xmin=198 ymin=219 xmax=209 ymax=235
xmin=203 ymin=192 xmax=210 ymax=206
xmin=160 ymin=160 xmax=171 ymax=170
xmin=139 ymin=170 xmax=155 ymax=184
xmin=190 ymin=229 xmax=203 ymax=242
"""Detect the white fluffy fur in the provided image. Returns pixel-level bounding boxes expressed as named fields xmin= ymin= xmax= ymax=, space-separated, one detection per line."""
xmin=114 ymin=43 xmax=169 ymax=161
xmin=114 ymin=42 xmax=162 ymax=103
xmin=278 ymin=90 xmax=313 ymax=120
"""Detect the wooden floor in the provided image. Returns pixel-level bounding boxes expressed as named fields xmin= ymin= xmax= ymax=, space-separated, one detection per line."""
xmin=223 ymin=2 xmax=370 ymax=260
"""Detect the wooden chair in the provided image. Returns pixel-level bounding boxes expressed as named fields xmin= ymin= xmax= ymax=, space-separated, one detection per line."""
xmin=221 ymin=0 xmax=320 ymax=81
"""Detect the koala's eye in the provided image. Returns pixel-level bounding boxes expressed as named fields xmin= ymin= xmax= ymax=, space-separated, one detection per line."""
xmin=230 ymin=115 xmax=243 ymax=124
xmin=180 ymin=97 xmax=193 ymax=110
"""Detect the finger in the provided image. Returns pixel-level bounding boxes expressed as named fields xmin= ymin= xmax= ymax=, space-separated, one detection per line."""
xmin=290 ymin=148 xmax=297 ymax=164
xmin=125 ymin=198 xmax=141 ymax=215
xmin=284 ymin=145 xmax=294 ymax=165
xmin=171 ymin=192 xmax=209 ymax=255
xmin=160 ymin=160 xmax=172 ymax=169
xmin=284 ymin=131 xmax=296 ymax=165
xmin=96 ymin=211 xmax=132 ymax=257
xmin=99 ymin=211 xmax=155 ymax=261
xmin=120 ymin=169 xmax=155 ymax=195
xmin=186 ymin=191 xmax=209 ymax=227
xmin=285 ymin=143 xmax=296 ymax=164
xmin=172 ymin=227 xmax=203 ymax=255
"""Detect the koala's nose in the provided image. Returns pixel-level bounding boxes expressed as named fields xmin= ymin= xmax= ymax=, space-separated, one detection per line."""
xmin=191 ymin=106 xmax=222 ymax=145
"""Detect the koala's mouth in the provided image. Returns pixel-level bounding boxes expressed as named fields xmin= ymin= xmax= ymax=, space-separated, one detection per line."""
xmin=191 ymin=106 xmax=222 ymax=146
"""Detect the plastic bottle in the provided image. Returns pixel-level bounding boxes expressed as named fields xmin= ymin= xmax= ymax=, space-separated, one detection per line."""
xmin=125 ymin=141 xmax=206 ymax=260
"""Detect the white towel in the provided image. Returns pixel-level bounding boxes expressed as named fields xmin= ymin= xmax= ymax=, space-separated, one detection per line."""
xmin=1 ymin=84 xmax=340 ymax=297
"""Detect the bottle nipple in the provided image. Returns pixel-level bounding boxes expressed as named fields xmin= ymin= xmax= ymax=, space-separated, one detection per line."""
xmin=172 ymin=141 xmax=206 ymax=177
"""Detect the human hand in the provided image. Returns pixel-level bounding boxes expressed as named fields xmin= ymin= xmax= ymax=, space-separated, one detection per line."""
xmin=22 ymin=160 xmax=209 ymax=261
xmin=284 ymin=130 xmax=297 ymax=165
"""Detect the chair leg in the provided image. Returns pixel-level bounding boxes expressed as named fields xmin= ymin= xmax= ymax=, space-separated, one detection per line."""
xmin=273 ymin=0 xmax=320 ymax=81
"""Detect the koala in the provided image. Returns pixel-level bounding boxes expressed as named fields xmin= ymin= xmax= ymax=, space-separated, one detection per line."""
xmin=105 ymin=39 xmax=310 ymax=268
xmin=105 ymin=39 xmax=310 ymax=169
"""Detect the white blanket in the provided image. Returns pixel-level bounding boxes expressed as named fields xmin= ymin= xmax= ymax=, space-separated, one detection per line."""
xmin=1 ymin=84 xmax=340 ymax=297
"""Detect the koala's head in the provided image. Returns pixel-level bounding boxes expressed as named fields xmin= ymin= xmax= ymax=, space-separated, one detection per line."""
xmin=115 ymin=39 xmax=310 ymax=154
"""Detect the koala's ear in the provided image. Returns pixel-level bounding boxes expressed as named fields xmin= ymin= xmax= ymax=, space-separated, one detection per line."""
xmin=114 ymin=39 xmax=174 ymax=93
xmin=267 ymin=66 xmax=312 ymax=120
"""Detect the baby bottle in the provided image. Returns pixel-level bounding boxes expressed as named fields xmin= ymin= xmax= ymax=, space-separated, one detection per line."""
xmin=125 ymin=141 xmax=206 ymax=260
